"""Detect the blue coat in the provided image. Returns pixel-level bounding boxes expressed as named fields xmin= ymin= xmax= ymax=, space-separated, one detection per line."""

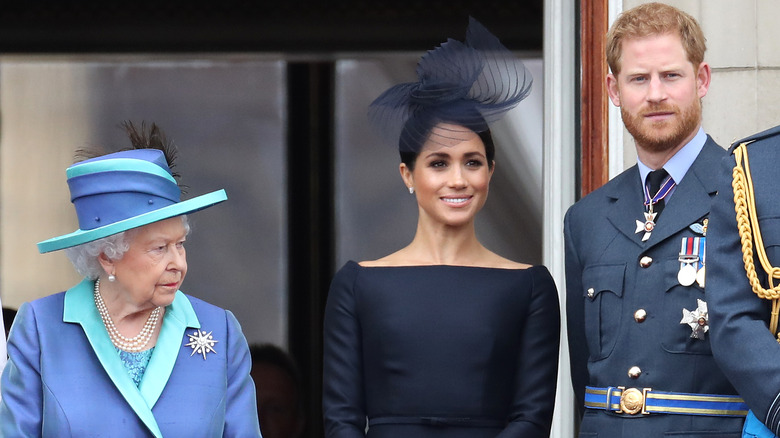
xmin=0 ymin=278 xmax=262 ymax=437
xmin=708 ymin=125 xmax=780 ymax=437
xmin=564 ymin=137 xmax=744 ymax=435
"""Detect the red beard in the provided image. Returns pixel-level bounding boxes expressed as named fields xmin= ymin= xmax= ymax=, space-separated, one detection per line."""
xmin=621 ymin=99 xmax=701 ymax=153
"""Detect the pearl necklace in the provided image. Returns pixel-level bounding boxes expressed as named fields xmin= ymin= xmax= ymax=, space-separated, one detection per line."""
xmin=93 ymin=279 xmax=162 ymax=352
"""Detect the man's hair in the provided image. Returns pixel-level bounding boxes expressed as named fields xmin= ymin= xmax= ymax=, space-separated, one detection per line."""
xmin=606 ymin=2 xmax=706 ymax=75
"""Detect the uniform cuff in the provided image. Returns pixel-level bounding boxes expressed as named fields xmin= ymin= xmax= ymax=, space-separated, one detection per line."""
xmin=767 ymin=393 xmax=780 ymax=434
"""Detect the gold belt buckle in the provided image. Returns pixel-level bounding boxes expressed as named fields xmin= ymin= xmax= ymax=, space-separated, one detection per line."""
xmin=618 ymin=386 xmax=651 ymax=415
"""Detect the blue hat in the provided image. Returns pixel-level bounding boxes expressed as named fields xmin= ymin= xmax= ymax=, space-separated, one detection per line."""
xmin=37 ymin=148 xmax=227 ymax=253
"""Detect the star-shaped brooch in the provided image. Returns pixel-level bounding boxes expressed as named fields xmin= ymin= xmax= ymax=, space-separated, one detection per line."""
xmin=635 ymin=211 xmax=658 ymax=242
xmin=185 ymin=329 xmax=219 ymax=360
xmin=680 ymin=299 xmax=708 ymax=340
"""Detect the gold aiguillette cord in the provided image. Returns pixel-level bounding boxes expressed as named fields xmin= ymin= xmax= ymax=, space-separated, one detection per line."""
xmin=733 ymin=141 xmax=780 ymax=339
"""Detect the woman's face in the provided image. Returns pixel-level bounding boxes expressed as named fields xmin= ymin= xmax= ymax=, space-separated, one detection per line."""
xmin=401 ymin=124 xmax=494 ymax=228
xmin=107 ymin=216 xmax=188 ymax=309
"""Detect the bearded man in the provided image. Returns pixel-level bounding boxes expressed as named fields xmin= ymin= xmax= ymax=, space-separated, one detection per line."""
xmin=564 ymin=3 xmax=747 ymax=436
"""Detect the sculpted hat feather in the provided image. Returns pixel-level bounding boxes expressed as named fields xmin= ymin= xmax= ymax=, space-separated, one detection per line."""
xmin=37 ymin=147 xmax=227 ymax=254
xmin=368 ymin=17 xmax=533 ymax=153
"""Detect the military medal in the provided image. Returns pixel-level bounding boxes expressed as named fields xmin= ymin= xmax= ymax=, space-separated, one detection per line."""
xmin=696 ymin=266 xmax=706 ymax=288
xmin=685 ymin=220 xmax=709 ymax=287
xmin=680 ymin=299 xmax=709 ymax=340
xmin=678 ymin=237 xmax=704 ymax=287
xmin=696 ymin=236 xmax=706 ymax=288
xmin=635 ymin=210 xmax=658 ymax=242
xmin=678 ymin=261 xmax=697 ymax=286
xmin=635 ymin=173 xmax=675 ymax=241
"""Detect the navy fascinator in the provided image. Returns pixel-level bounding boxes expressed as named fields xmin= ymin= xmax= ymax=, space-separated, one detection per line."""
xmin=368 ymin=17 xmax=533 ymax=153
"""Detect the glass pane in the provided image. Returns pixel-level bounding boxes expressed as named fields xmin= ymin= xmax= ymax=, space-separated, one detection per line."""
xmin=0 ymin=57 xmax=287 ymax=345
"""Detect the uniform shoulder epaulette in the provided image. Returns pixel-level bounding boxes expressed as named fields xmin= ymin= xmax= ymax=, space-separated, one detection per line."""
xmin=728 ymin=124 xmax=780 ymax=154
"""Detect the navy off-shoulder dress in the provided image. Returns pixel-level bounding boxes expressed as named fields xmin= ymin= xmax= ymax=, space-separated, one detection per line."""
xmin=323 ymin=261 xmax=561 ymax=438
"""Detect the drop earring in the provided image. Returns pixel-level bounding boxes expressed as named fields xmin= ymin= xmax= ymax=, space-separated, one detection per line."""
xmin=408 ymin=187 xmax=415 ymax=194
xmin=108 ymin=274 xmax=116 ymax=282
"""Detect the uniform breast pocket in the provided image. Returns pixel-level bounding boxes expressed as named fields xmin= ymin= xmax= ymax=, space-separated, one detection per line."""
xmin=582 ymin=263 xmax=626 ymax=361
xmin=661 ymin=258 xmax=711 ymax=355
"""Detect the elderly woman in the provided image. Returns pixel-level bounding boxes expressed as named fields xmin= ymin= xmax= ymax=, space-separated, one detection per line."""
xmin=322 ymin=18 xmax=560 ymax=438
xmin=0 ymin=123 xmax=261 ymax=437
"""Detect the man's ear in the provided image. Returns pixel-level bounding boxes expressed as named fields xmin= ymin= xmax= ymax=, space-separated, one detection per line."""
xmin=696 ymin=62 xmax=712 ymax=99
xmin=606 ymin=73 xmax=621 ymax=107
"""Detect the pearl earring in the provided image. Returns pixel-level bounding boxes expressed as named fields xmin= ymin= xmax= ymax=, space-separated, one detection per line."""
xmin=408 ymin=187 xmax=415 ymax=194
xmin=108 ymin=274 xmax=116 ymax=282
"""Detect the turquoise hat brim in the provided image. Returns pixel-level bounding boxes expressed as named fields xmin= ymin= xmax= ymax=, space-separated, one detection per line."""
xmin=37 ymin=189 xmax=228 ymax=254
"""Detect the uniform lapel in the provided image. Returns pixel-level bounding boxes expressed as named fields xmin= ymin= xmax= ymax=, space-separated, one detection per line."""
xmin=138 ymin=291 xmax=200 ymax=408
xmin=63 ymin=279 xmax=164 ymax=438
xmin=644 ymin=140 xmax=722 ymax=247
xmin=605 ymin=166 xmax=647 ymax=247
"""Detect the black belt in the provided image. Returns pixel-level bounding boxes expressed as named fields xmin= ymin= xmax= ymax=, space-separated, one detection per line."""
xmin=368 ymin=416 xmax=505 ymax=428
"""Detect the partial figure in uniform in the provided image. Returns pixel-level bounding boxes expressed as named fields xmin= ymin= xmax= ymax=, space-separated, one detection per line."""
xmin=564 ymin=2 xmax=747 ymax=436
xmin=322 ymin=17 xmax=561 ymax=438
xmin=708 ymin=125 xmax=780 ymax=437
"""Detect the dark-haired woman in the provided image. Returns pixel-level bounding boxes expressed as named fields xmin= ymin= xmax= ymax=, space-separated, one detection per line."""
xmin=322 ymin=18 xmax=560 ymax=438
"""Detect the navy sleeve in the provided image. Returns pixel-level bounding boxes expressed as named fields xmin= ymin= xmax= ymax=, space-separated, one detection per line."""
xmin=322 ymin=262 xmax=366 ymax=438
xmin=499 ymin=266 xmax=560 ymax=437
xmin=564 ymin=206 xmax=589 ymax=417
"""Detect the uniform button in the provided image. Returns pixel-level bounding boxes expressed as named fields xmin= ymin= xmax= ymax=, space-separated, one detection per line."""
xmin=640 ymin=256 xmax=653 ymax=268
xmin=628 ymin=366 xmax=642 ymax=379
xmin=587 ymin=288 xmax=595 ymax=298
xmin=634 ymin=309 xmax=647 ymax=323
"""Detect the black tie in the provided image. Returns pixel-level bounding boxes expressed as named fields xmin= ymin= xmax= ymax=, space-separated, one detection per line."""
xmin=646 ymin=168 xmax=669 ymax=217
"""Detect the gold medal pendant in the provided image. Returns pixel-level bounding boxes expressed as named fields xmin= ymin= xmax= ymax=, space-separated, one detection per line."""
xmin=696 ymin=266 xmax=706 ymax=288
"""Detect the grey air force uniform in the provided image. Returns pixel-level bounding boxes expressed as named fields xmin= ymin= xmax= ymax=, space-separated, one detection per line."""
xmin=709 ymin=125 xmax=780 ymax=437
xmin=565 ymin=137 xmax=746 ymax=437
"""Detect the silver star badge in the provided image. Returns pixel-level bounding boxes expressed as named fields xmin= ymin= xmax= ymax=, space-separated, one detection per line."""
xmin=635 ymin=211 xmax=657 ymax=242
xmin=185 ymin=329 xmax=219 ymax=360
xmin=680 ymin=299 xmax=708 ymax=340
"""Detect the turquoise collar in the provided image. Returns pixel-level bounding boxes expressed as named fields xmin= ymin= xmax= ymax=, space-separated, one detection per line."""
xmin=63 ymin=279 xmax=201 ymax=438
